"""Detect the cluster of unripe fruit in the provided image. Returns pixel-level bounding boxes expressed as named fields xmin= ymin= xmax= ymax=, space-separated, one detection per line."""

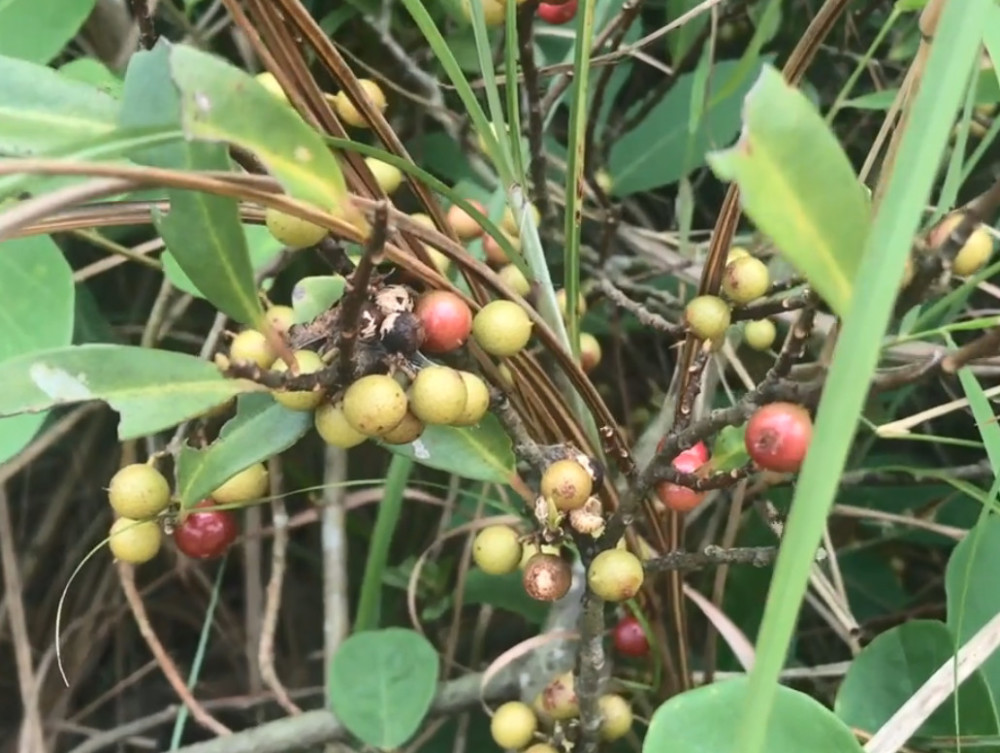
xmin=490 ymin=672 xmax=632 ymax=751
xmin=684 ymin=247 xmax=777 ymax=352
xmin=104 ymin=461 xmax=271 ymax=565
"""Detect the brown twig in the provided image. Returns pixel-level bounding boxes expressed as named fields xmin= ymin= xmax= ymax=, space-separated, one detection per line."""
xmin=516 ymin=2 xmax=553 ymax=225
xmin=127 ymin=0 xmax=158 ymax=49
xmin=942 ymin=326 xmax=1000 ymax=374
xmin=644 ymin=545 xmax=780 ymax=573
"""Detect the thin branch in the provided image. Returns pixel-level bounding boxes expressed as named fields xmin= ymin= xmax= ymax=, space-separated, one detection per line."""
xmin=128 ymin=0 xmax=159 ymax=49
xmin=644 ymin=545 xmax=782 ymax=573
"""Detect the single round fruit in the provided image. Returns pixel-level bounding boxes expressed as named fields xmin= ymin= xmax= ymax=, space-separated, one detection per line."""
xmin=108 ymin=517 xmax=162 ymax=564
xmin=410 ymin=211 xmax=436 ymax=230
xmin=315 ymin=401 xmax=368 ymax=448
xmin=415 ymin=291 xmax=473 ymax=354
xmin=483 ymin=231 xmax=521 ymax=266
xmin=533 ymin=671 xmax=579 ymax=721
xmin=472 ymin=300 xmax=533 ymax=357
xmin=264 ymin=207 xmax=327 ymax=249
xmin=723 ymin=255 xmax=770 ymax=304
xmin=556 ymin=288 xmax=587 ymax=318
xmin=174 ymin=500 xmax=238 ymax=560
xmin=538 ymin=0 xmax=577 ymax=23
xmin=613 ymin=615 xmax=650 ymax=657
xmin=523 ymin=553 xmax=572 ymax=601
xmin=684 ymin=295 xmax=731 ymax=340
xmin=426 ymin=246 xmax=451 ymax=275
xmin=473 ymin=525 xmax=522 ymax=575
xmin=580 ymin=333 xmax=602 ymax=373
xmin=380 ymin=411 xmax=425 ymax=444
xmin=107 ymin=463 xmax=171 ymax=519
xmin=541 ymin=459 xmax=593 ymax=512
xmin=954 ymin=225 xmax=995 ymax=275
xmin=265 ymin=305 xmax=295 ymax=336
xmin=519 ymin=542 xmax=560 ymax=570
xmin=524 ymin=746 xmax=558 ymax=753
xmin=657 ymin=437 xmax=710 ymax=466
xmin=455 ymin=371 xmax=491 ymax=426
xmin=501 ymin=203 xmax=541 ymax=236
xmin=744 ymin=319 xmax=777 ymax=351
xmin=212 ymin=462 xmax=269 ymax=505
xmin=587 ymin=549 xmax=644 ymax=602
xmin=490 ymin=701 xmax=537 ymax=750
xmin=409 ymin=366 xmax=468 ymax=425
xmin=333 ymin=79 xmax=387 ymax=128
xmin=230 ymin=329 xmax=277 ymax=369
xmin=595 ymin=169 xmax=613 ymax=194
xmin=342 ymin=374 xmax=409 ymax=437
xmin=498 ymin=263 xmax=531 ymax=297
xmin=655 ymin=444 xmax=707 ymax=513
xmin=447 ymin=200 xmax=486 ymax=240
xmin=598 ymin=694 xmax=633 ymax=742
xmin=745 ymin=402 xmax=813 ymax=473
xmin=271 ymin=349 xmax=325 ymax=411
xmin=365 ymin=156 xmax=403 ymax=195
xmin=727 ymin=246 xmax=750 ymax=263
xmin=255 ymin=71 xmax=289 ymax=102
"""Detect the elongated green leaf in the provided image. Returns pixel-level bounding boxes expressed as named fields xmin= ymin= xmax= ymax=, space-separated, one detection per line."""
xmin=379 ymin=413 xmax=516 ymax=484
xmin=0 ymin=235 xmax=75 ymax=463
xmin=835 ymin=621 xmax=1000 ymax=742
xmin=0 ymin=345 xmax=262 ymax=439
xmin=328 ymin=628 xmax=439 ymax=748
xmin=58 ymin=58 xmax=123 ymax=98
xmin=291 ymin=275 xmax=347 ymax=324
xmin=168 ymin=44 xmax=349 ymax=212
xmin=0 ymin=0 xmax=98 ymax=64
xmin=0 ymin=54 xmax=118 ymax=156
xmin=645 ymin=677 xmax=864 ymax=753
xmin=609 ymin=59 xmax=761 ymax=196
xmin=707 ymin=65 xmax=871 ymax=317
xmin=175 ymin=394 xmax=311 ymax=507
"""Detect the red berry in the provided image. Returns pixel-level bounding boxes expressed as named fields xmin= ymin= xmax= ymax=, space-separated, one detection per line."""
xmin=613 ymin=615 xmax=649 ymax=657
xmin=537 ymin=0 xmax=577 ymax=23
xmin=174 ymin=499 xmax=238 ymax=559
xmin=655 ymin=447 xmax=707 ymax=513
xmin=415 ymin=291 xmax=473 ymax=354
xmin=657 ymin=438 xmax=709 ymax=466
xmin=745 ymin=402 xmax=813 ymax=473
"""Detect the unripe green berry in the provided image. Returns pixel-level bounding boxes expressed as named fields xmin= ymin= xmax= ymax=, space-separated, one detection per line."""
xmin=473 ymin=300 xmax=533 ymax=357
xmin=684 ymin=295 xmax=731 ymax=340
xmin=953 ymin=225 xmax=995 ymax=275
xmin=271 ymin=350 xmax=325 ymax=411
xmin=365 ymin=157 xmax=403 ymax=195
xmin=598 ymin=694 xmax=633 ymax=742
xmin=722 ymin=255 xmax=770 ymax=304
xmin=473 ymin=525 xmax=522 ymax=575
xmin=108 ymin=463 xmax=171 ymax=519
xmin=380 ymin=411 xmax=425 ymax=445
xmin=744 ymin=319 xmax=777 ymax=351
xmin=343 ymin=374 xmax=409 ymax=437
xmin=727 ymin=246 xmax=750 ymax=263
xmin=556 ymin=288 xmax=587 ymax=318
xmin=454 ymin=371 xmax=491 ymax=426
xmin=265 ymin=305 xmax=295 ymax=336
xmin=498 ymin=263 xmax=531 ymax=297
xmin=230 ymin=329 xmax=277 ymax=369
xmin=490 ymin=701 xmax=537 ymax=750
xmin=541 ymin=459 xmax=593 ymax=512
xmin=212 ymin=462 xmax=269 ymax=505
xmin=533 ymin=671 xmax=579 ymax=721
xmin=315 ymin=401 xmax=368 ymax=448
xmin=108 ymin=517 xmax=162 ymax=564
xmin=587 ymin=548 xmax=644 ymax=601
xmin=265 ymin=207 xmax=327 ymax=249
xmin=409 ymin=366 xmax=468 ymax=425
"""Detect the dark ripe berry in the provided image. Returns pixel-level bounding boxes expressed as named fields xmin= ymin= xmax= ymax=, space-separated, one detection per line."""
xmin=538 ymin=0 xmax=577 ymax=23
xmin=613 ymin=615 xmax=650 ymax=657
xmin=415 ymin=291 xmax=473 ymax=354
xmin=174 ymin=500 xmax=238 ymax=560
xmin=745 ymin=402 xmax=813 ymax=473
xmin=378 ymin=311 xmax=425 ymax=356
xmin=655 ymin=447 xmax=707 ymax=513
xmin=523 ymin=553 xmax=572 ymax=601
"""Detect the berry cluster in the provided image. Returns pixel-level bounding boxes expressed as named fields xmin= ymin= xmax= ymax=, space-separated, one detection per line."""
xmin=104 ymin=461 xmax=271 ymax=564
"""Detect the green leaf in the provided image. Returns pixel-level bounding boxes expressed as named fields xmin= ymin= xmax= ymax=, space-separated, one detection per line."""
xmin=608 ymin=59 xmax=761 ymax=196
xmin=168 ymin=43 xmax=350 ymax=212
xmin=707 ymin=65 xmax=872 ymax=318
xmin=379 ymin=413 xmax=516 ymax=484
xmin=709 ymin=424 xmax=749 ymax=472
xmin=328 ymin=628 xmax=440 ymax=748
xmin=835 ymin=620 xmax=1000 ymax=741
xmin=175 ymin=394 xmax=312 ymax=508
xmin=667 ymin=0 xmax=709 ymax=64
xmin=291 ymin=275 xmax=347 ymax=324
xmin=0 ymin=345 xmax=262 ymax=440
xmin=0 ymin=0 xmax=98 ymax=64
xmin=58 ymin=58 xmax=123 ymax=98
xmin=120 ymin=43 xmax=262 ymax=325
xmin=0 ymin=53 xmax=118 ymax=156
xmin=644 ymin=677 xmax=865 ymax=753
xmin=0 ymin=235 xmax=75 ymax=463
xmin=464 ymin=568 xmax=548 ymax=624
